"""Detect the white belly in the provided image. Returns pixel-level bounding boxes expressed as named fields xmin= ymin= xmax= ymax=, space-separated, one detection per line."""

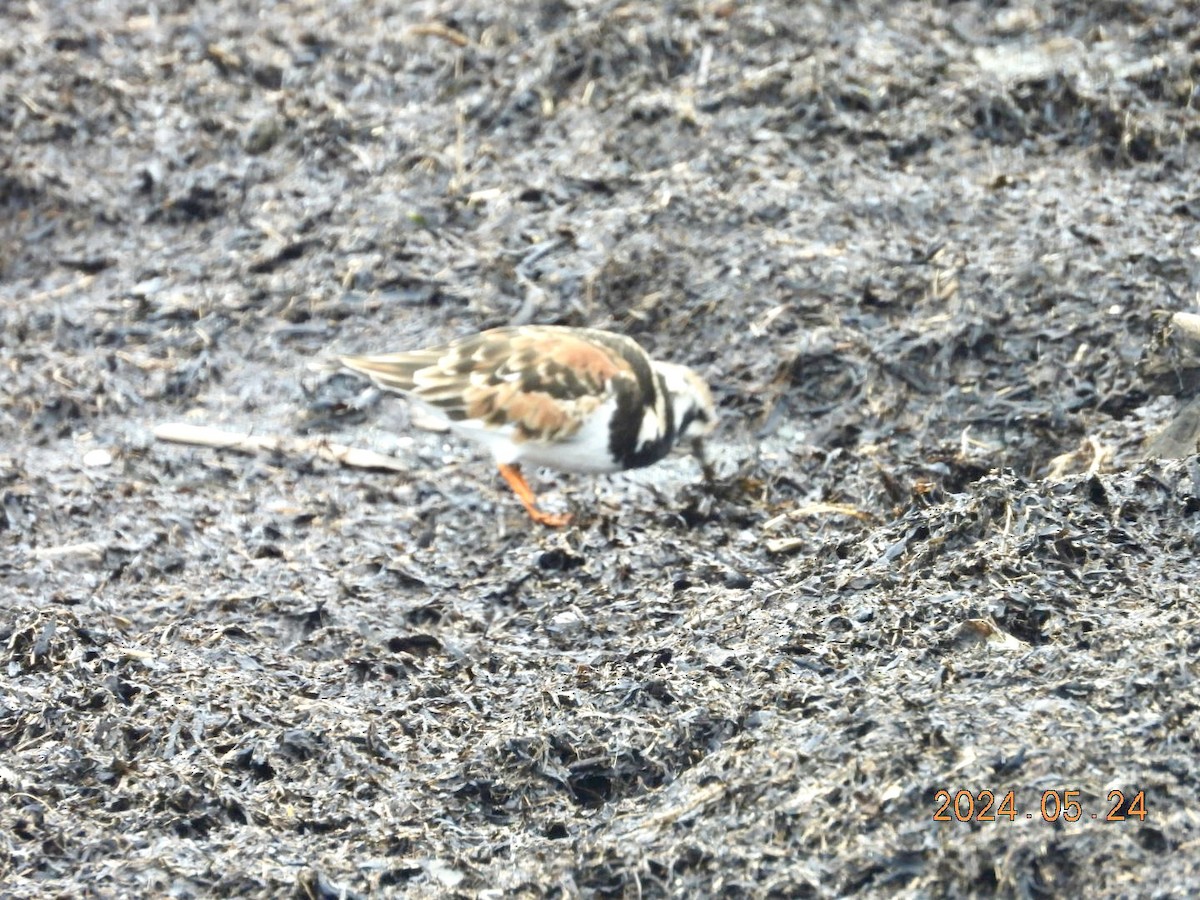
xmin=449 ymin=398 xmax=621 ymax=474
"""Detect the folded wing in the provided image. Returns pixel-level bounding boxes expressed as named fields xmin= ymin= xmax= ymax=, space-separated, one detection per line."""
xmin=341 ymin=327 xmax=642 ymax=443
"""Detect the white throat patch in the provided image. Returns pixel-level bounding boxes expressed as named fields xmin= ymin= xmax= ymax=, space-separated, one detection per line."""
xmin=636 ymin=404 xmax=663 ymax=451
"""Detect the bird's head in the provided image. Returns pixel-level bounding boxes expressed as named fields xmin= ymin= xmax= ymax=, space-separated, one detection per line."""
xmin=653 ymin=361 xmax=718 ymax=443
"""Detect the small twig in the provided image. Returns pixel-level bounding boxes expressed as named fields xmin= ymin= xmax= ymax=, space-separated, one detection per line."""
xmin=31 ymin=542 xmax=108 ymax=562
xmin=153 ymin=423 xmax=409 ymax=472
xmin=622 ymin=781 xmax=727 ymax=839
xmin=2 ymin=274 xmax=96 ymax=307
xmin=761 ymin=502 xmax=874 ymax=533
xmin=408 ymin=22 xmax=471 ymax=47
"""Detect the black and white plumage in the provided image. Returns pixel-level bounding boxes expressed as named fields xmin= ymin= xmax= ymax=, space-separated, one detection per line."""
xmin=340 ymin=325 xmax=717 ymax=526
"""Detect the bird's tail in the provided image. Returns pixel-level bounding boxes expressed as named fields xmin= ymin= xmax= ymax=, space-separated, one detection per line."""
xmin=340 ymin=352 xmax=441 ymax=393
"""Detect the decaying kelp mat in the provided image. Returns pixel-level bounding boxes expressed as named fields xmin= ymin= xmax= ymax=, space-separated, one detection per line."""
xmin=3 ymin=1 xmax=1198 ymax=896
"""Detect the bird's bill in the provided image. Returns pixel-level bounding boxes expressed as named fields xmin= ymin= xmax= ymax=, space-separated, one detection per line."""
xmin=691 ymin=439 xmax=716 ymax=484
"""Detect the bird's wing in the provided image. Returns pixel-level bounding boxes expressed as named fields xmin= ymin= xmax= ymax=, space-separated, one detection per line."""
xmin=342 ymin=327 xmax=643 ymax=443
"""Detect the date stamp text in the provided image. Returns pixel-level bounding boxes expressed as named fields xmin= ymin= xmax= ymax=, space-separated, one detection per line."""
xmin=933 ymin=789 xmax=1147 ymax=823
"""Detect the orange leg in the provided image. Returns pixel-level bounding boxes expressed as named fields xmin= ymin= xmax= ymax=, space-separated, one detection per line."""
xmin=497 ymin=463 xmax=571 ymax=527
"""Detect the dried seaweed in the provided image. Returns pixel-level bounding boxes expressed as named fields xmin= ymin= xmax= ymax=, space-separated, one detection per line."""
xmin=3 ymin=0 xmax=1199 ymax=897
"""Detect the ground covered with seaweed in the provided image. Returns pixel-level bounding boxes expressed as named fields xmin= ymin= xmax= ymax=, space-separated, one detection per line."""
xmin=3 ymin=1 xmax=1200 ymax=896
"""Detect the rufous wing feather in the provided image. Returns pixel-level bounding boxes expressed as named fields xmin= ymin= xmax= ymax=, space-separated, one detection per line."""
xmin=343 ymin=328 xmax=642 ymax=441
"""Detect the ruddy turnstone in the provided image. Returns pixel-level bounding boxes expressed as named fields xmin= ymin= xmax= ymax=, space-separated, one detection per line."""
xmin=340 ymin=325 xmax=717 ymax=526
